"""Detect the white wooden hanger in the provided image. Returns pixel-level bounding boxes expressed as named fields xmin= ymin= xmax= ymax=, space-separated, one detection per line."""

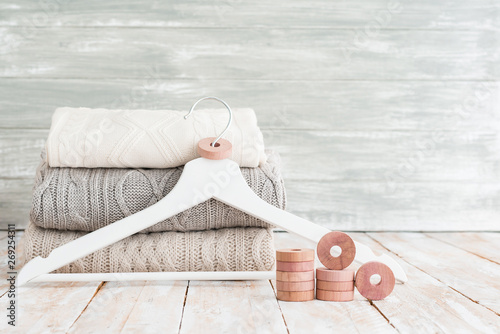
xmin=18 ymin=97 xmax=407 ymax=286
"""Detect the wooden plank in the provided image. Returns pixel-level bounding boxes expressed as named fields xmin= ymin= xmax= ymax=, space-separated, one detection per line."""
xmin=0 ymin=129 xmax=45 ymax=178
xmin=0 ymin=178 xmax=32 ymax=230
xmin=286 ymin=180 xmax=500 ymax=231
xmin=0 ymin=281 xmax=102 ymax=332
xmin=275 ymin=231 xmax=500 ymax=333
xmin=180 ymin=280 xmax=288 ymax=334
xmin=0 ymin=1 xmax=498 ymax=29
xmin=269 ymin=130 xmax=500 ymax=182
xmin=273 ymin=232 xmax=397 ymax=333
xmin=1 ymin=28 xmax=498 ymax=80
xmin=368 ymin=232 xmax=500 ymax=314
xmin=1 ymin=79 xmax=498 ymax=131
xmin=426 ymin=233 xmax=500 ymax=264
xmin=68 ymin=281 xmax=187 ymax=333
xmin=354 ymin=232 xmax=500 ymax=333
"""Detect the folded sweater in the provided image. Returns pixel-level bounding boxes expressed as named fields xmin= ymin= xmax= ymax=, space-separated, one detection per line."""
xmin=46 ymin=107 xmax=266 ymax=168
xmin=22 ymin=223 xmax=275 ymax=273
xmin=31 ymin=150 xmax=286 ymax=233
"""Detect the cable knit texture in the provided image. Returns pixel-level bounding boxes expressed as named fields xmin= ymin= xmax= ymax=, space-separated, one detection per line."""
xmin=31 ymin=149 xmax=286 ymax=232
xmin=22 ymin=223 xmax=275 ymax=273
xmin=46 ymin=107 xmax=267 ymax=168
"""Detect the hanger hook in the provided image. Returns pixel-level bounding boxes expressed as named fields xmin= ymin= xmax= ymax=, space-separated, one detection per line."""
xmin=184 ymin=96 xmax=233 ymax=147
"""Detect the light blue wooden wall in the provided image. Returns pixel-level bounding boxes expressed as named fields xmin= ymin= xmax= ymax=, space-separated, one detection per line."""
xmin=0 ymin=1 xmax=499 ymax=230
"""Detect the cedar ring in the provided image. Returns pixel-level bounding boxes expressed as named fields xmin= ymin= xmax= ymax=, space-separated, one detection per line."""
xmin=316 ymin=231 xmax=356 ymax=270
xmin=197 ymin=137 xmax=232 ymax=160
xmin=355 ymin=261 xmax=395 ymax=300
xmin=276 ymin=248 xmax=315 ymax=262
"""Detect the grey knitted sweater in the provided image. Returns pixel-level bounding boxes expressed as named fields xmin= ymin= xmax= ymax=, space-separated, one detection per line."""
xmin=31 ymin=150 xmax=286 ymax=232
xmin=23 ymin=223 xmax=275 ymax=273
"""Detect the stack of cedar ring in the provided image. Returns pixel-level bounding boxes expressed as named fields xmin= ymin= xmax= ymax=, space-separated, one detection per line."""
xmin=275 ymin=248 xmax=315 ymax=302
xmin=315 ymin=231 xmax=356 ymax=301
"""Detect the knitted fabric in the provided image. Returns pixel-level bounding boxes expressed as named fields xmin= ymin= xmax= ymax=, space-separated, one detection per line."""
xmin=22 ymin=223 xmax=275 ymax=273
xmin=46 ymin=107 xmax=266 ymax=168
xmin=31 ymin=150 xmax=286 ymax=233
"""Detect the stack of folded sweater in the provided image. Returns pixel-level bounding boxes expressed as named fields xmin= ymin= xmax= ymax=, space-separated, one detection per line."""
xmin=22 ymin=107 xmax=286 ymax=273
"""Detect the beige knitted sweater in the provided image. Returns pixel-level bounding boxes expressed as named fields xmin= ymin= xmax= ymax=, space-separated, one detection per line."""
xmin=22 ymin=223 xmax=275 ymax=273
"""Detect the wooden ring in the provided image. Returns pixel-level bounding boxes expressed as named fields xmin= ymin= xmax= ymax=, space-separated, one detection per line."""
xmin=316 ymin=289 xmax=354 ymax=302
xmin=316 ymin=280 xmax=354 ymax=291
xmin=276 ymin=281 xmax=315 ymax=291
xmin=277 ymin=290 xmax=314 ymax=302
xmin=276 ymin=248 xmax=315 ymax=262
xmin=355 ymin=261 xmax=395 ymax=301
xmin=276 ymin=271 xmax=314 ymax=282
xmin=316 ymin=231 xmax=356 ymax=270
xmin=316 ymin=267 xmax=355 ymax=282
xmin=197 ymin=137 xmax=232 ymax=160
xmin=276 ymin=261 xmax=314 ymax=272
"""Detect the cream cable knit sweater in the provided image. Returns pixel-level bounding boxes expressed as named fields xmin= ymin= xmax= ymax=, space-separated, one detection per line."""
xmin=31 ymin=150 xmax=286 ymax=232
xmin=22 ymin=223 xmax=275 ymax=273
xmin=46 ymin=107 xmax=267 ymax=168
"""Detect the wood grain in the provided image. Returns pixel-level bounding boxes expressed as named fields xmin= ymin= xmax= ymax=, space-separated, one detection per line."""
xmin=67 ymin=281 xmax=187 ymax=333
xmin=1 ymin=28 xmax=498 ymax=80
xmin=1 ymin=79 xmax=498 ymax=131
xmin=0 ymin=1 xmax=498 ymax=29
xmin=368 ymin=232 xmax=500 ymax=313
xmin=352 ymin=232 xmax=500 ymax=333
xmin=180 ymin=280 xmax=288 ymax=334
xmin=285 ymin=180 xmax=500 ymax=231
xmin=0 ymin=281 xmax=102 ymax=332
xmin=426 ymin=233 xmax=500 ymax=264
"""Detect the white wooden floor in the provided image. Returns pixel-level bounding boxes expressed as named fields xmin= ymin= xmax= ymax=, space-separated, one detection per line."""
xmin=1 ymin=231 xmax=499 ymax=333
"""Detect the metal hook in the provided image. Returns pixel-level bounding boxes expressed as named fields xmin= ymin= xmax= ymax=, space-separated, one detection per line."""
xmin=184 ymin=96 xmax=233 ymax=147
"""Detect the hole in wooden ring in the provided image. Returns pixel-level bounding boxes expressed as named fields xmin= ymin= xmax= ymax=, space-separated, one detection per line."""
xmin=290 ymin=249 xmax=302 ymax=252
xmin=370 ymin=274 xmax=382 ymax=286
xmin=330 ymin=245 xmax=342 ymax=257
xmin=211 ymin=142 xmax=221 ymax=147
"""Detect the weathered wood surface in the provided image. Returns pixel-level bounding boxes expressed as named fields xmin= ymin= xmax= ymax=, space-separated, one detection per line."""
xmin=1 ymin=79 xmax=498 ymax=131
xmin=0 ymin=1 xmax=498 ymax=29
xmin=180 ymin=280 xmax=288 ymax=334
xmin=368 ymin=232 xmax=500 ymax=314
xmin=0 ymin=1 xmax=499 ymax=231
xmin=427 ymin=233 xmax=500 ymax=264
xmin=1 ymin=28 xmax=498 ymax=80
xmin=67 ymin=281 xmax=188 ymax=333
xmin=355 ymin=233 xmax=500 ymax=333
xmin=1 ymin=232 xmax=499 ymax=333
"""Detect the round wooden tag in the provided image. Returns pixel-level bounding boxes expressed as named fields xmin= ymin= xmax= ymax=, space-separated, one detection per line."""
xmin=316 ymin=280 xmax=354 ymax=291
xmin=316 ymin=289 xmax=354 ymax=302
xmin=316 ymin=231 xmax=356 ymax=270
xmin=276 ymin=261 xmax=314 ymax=272
xmin=277 ymin=290 xmax=314 ymax=302
xmin=197 ymin=137 xmax=232 ymax=160
xmin=355 ymin=261 xmax=395 ymax=301
xmin=316 ymin=267 xmax=355 ymax=281
xmin=276 ymin=271 xmax=314 ymax=282
xmin=276 ymin=280 xmax=315 ymax=291
xmin=276 ymin=248 xmax=315 ymax=262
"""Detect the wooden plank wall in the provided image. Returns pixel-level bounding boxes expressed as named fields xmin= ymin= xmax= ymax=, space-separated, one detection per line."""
xmin=0 ymin=1 xmax=499 ymax=231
